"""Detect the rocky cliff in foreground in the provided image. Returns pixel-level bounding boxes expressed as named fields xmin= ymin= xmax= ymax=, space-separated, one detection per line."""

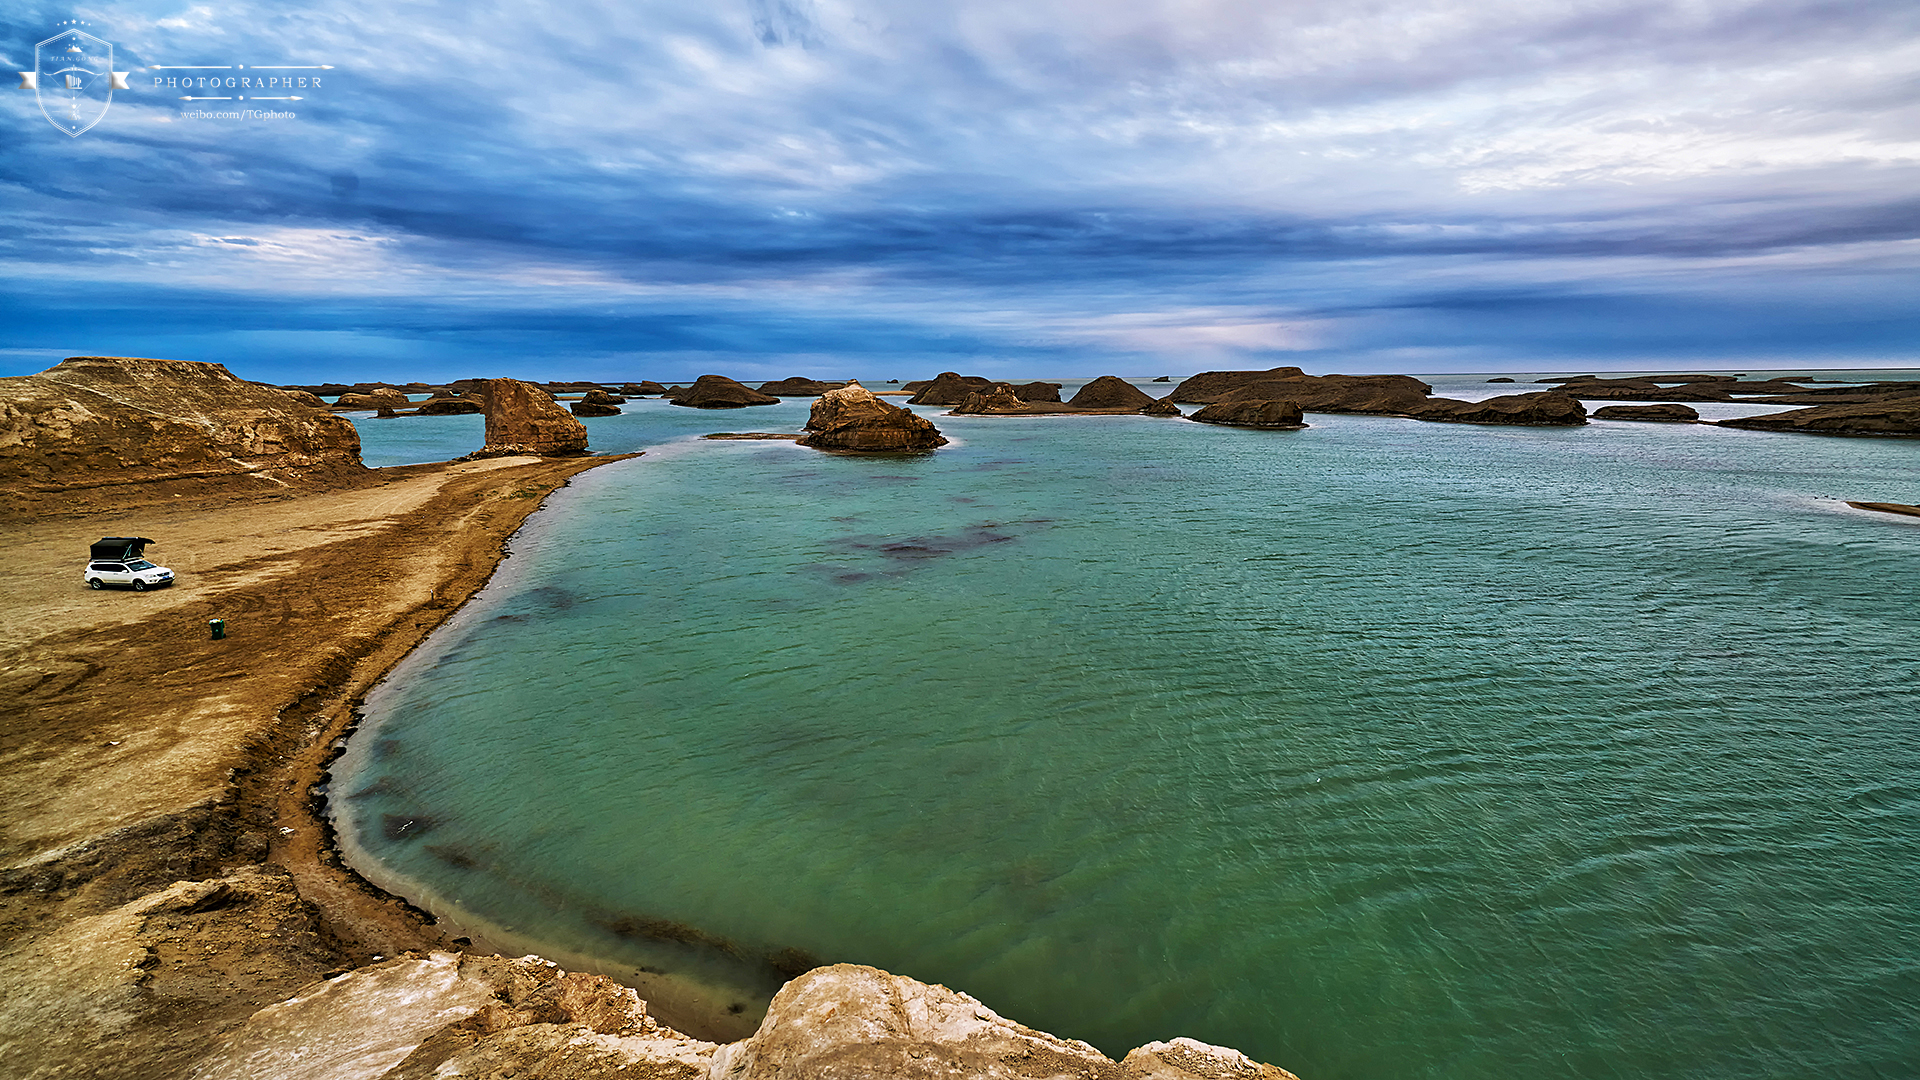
xmin=0 ymin=356 xmax=364 ymax=505
xmin=194 ymin=955 xmax=1301 ymax=1080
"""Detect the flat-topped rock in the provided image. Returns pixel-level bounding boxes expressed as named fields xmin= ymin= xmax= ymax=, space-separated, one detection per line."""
xmin=1190 ymin=399 xmax=1307 ymax=429
xmin=416 ymin=395 xmax=485 ymax=415
xmin=335 ymin=387 xmax=411 ymax=409
xmin=800 ymin=383 xmax=947 ymax=451
xmin=1593 ymin=403 xmax=1699 ymax=422
xmin=1010 ymin=381 xmax=1063 ymax=402
xmin=1409 ymin=391 xmax=1587 ymax=425
xmin=475 ymin=377 xmax=590 ymax=455
xmin=758 ymin=377 xmax=850 ymax=396
xmin=1718 ymin=400 xmax=1920 ymax=437
xmin=1172 ymin=367 xmax=1433 ymax=414
xmin=0 ymin=356 xmax=363 ymax=498
xmin=670 ymin=375 xmax=780 ymax=408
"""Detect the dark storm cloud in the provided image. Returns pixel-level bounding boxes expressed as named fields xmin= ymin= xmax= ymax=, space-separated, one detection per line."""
xmin=2 ymin=0 xmax=1916 ymax=380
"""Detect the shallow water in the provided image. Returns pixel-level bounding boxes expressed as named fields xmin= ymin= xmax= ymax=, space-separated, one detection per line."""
xmin=336 ymin=375 xmax=1920 ymax=1078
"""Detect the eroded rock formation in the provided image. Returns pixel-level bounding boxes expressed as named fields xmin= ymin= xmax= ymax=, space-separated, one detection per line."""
xmin=193 ymin=957 xmax=1300 ymax=1080
xmin=1189 ymin=399 xmax=1307 ymax=429
xmin=800 ymin=382 xmax=947 ymax=451
xmin=1067 ymin=376 xmax=1160 ymax=411
xmin=475 ymin=378 xmax=590 ymax=455
xmin=907 ymin=372 xmax=998 ymax=405
xmin=335 ymin=388 xmax=411 ymax=410
xmin=1718 ymin=400 xmax=1920 ymax=437
xmin=570 ymin=390 xmax=624 ymax=417
xmin=1172 ymin=367 xmax=1434 ymax=414
xmin=1593 ymin=404 xmax=1699 ymax=422
xmin=1408 ymin=392 xmax=1587 ymax=426
xmin=1011 ymin=381 xmax=1063 ymax=402
xmin=946 ymin=377 xmax=1181 ymax=417
xmin=277 ymin=388 xmax=330 ymax=408
xmin=415 ymin=395 xmax=485 ymax=415
xmin=951 ymin=383 xmax=1032 ymax=415
xmin=0 ymin=356 xmax=364 ymax=498
xmin=758 ymin=377 xmax=850 ymax=396
xmin=670 ymin=375 xmax=780 ymax=408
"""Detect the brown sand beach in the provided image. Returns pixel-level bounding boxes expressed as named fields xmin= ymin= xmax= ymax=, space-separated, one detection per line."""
xmin=0 ymin=453 xmax=639 ymax=1076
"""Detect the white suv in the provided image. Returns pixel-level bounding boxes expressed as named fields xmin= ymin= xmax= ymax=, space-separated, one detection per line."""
xmin=85 ymin=559 xmax=175 ymax=592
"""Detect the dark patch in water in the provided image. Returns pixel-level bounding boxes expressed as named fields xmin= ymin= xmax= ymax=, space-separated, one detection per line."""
xmin=768 ymin=946 xmax=825 ymax=979
xmin=810 ymin=520 xmax=1045 ymax=586
xmin=597 ymin=914 xmax=749 ymax=960
xmin=514 ymin=585 xmax=578 ymax=611
xmin=426 ymin=844 xmax=477 ymax=870
xmin=371 ymin=738 xmax=405 ymax=761
xmin=382 ymin=813 xmax=436 ymax=841
xmin=344 ymin=776 xmax=395 ymax=800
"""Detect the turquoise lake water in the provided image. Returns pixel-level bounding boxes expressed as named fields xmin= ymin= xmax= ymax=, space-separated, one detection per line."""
xmin=334 ymin=376 xmax=1920 ymax=1078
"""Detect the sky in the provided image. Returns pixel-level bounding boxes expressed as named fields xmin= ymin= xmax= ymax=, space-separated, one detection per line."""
xmin=2 ymin=0 xmax=1917 ymax=385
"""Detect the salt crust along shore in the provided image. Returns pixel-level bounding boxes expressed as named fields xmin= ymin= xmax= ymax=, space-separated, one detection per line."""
xmin=0 ymin=451 xmax=1302 ymax=1080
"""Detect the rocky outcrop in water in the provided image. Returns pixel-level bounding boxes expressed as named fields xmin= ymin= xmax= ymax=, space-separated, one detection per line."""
xmin=1067 ymin=376 xmax=1161 ymax=411
xmin=1408 ymin=392 xmax=1587 ymax=426
xmin=947 ymin=377 xmax=1181 ymax=417
xmin=1717 ymin=400 xmax=1920 ymax=437
xmin=907 ymin=372 xmax=998 ymax=405
xmin=335 ymin=388 xmax=411 ymax=410
xmin=1010 ymin=381 xmax=1064 ymax=403
xmin=193 ymin=956 xmax=1299 ymax=1080
xmin=670 ymin=375 xmax=780 ymax=409
xmin=1190 ymin=399 xmax=1307 ymax=429
xmin=800 ymin=383 xmax=947 ymax=451
xmin=1593 ymin=404 xmax=1699 ymax=422
xmin=570 ymin=390 xmax=624 ymax=417
xmin=951 ymin=383 xmax=1032 ymax=415
xmin=416 ymin=395 xmax=485 ymax=415
xmin=475 ymin=378 xmax=590 ymax=456
xmin=625 ymin=380 xmax=671 ymax=396
xmin=277 ymin=388 xmax=330 ymax=408
xmin=1172 ymin=367 xmax=1433 ymax=414
xmin=758 ymin=377 xmax=850 ymax=396
xmin=0 ymin=356 xmax=364 ymax=496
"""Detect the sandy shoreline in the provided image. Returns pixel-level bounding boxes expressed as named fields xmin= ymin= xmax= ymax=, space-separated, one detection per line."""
xmin=0 ymin=452 xmax=688 ymax=1077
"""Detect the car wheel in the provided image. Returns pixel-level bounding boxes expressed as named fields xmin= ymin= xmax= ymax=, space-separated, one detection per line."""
xmin=132 ymin=579 xmax=147 ymax=592
xmin=88 ymin=578 xmax=103 ymax=590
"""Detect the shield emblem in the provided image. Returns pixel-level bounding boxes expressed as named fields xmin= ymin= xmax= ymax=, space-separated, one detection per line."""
xmin=34 ymin=29 xmax=120 ymax=137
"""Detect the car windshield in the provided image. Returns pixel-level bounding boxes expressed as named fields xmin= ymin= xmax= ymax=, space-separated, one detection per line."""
xmin=125 ymin=560 xmax=155 ymax=571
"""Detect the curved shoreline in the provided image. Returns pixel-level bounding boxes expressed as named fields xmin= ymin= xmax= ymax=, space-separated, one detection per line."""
xmin=0 ymin=453 xmax=646 ymax=1076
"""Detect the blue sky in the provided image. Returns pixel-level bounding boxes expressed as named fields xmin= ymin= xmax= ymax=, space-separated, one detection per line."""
xmin=3 ymin=0 xmax=1917 ymax=384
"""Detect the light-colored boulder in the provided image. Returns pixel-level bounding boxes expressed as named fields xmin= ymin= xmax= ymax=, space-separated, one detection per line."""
xmin=800 ymin=383 xmax=947 ymax=452
xmin=708 ymin=963 xmax=1117 ymax=1080
xmin=1121 ymin=1038 xmax=1302 ymax=1080
xmin=334 ymin=388 xmax=410 ymax=410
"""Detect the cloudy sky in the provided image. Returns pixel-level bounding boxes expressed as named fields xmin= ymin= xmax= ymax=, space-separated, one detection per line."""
xmin=3 ymin=0 xmax=1917 ymax=384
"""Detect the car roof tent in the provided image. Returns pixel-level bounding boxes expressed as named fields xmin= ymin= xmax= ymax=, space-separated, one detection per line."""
xmin=91 ymin=537 xmax=156 ymax=561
